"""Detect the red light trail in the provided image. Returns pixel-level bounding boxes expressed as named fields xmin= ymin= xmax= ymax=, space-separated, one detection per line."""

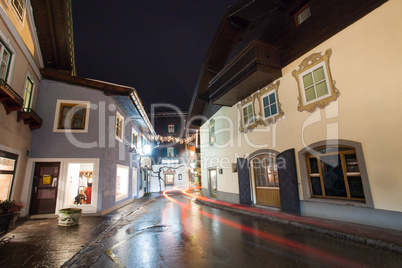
xmin=164 ymin=187 xmax=369 ymax=268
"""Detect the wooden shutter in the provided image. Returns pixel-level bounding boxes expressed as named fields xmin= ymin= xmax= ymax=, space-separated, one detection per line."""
xmin=237 ymin=158 xmax=252 ymax=205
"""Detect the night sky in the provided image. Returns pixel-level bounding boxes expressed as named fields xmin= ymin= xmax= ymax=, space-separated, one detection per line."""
xmin=72 ymin=0 xmax=237 ymax=112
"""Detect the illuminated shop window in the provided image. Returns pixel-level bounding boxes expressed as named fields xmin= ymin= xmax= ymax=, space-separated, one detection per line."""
xmin=165 ymin=173 xmax=174 ymax=186
xmin=116 ymin=165 xmax=129 ymax=201
xmin=0 ymin=150 xmax=18 ymax=200
xmin=66 ymin=163 xmax=94 ymax=206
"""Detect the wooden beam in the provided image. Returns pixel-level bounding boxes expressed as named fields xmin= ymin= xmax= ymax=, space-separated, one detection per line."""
xmin=45 ymin=0 xmax=59 ymax=69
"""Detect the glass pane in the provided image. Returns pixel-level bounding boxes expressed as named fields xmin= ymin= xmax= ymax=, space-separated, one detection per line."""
xmin=261 ymin=175 xmax=268 ymax=186
xmin=310 ymin=177 xmax=322 ymax=195
xmin=116 ymin=166 xmax=129 ymax=198
xmin=345 ymin=153 xmax=360 ymax=172
xmin=0 ymin=174 xmax=13 ymax=200
xmin=0 ymin=62 xmax=6 ymax=79
xmin=74 ymin=107 xmax=85 ymax=117
xmin=62 ymin=106 xmax=72 ymax=116
xmin=348 ymin=176 xmax=365 ymax=199
xmin=66 ymin=163 xmax=94 ymax=205
xmin=243 ymin=107 xmax=247 ymax=115
xmin=320 ymin=154 xmax=347 ymax=197
xmin=313 ymin=66 xmax=325 ymax=82
xmin=305 ymin=86 xmax=316 ymax=102
xmin=303 ymin=73 xmax=313 ymax=87
xmin=270 ymin=104 xmax=278 ymax=115
xmin=274 ymin=174 xmax=279 ymax=187
xmin=308 ymin=157 xmax=319 ymax=174
xmin=269 ymin=92 xmax=276 ymax=104
xmin=267 ymin=173 xmax=274 ymax=187
xmin=316 ymin=81 xmax=328 ymax=97
xmin=263 ymin=96 xmax=268 ymax=107
xmin=0 ymin=157 xmax=16 ymax=171
xmin=72 ymin=117 xmax=84 ymax=129
xmin=264 ymin=107 xmax=270 ymax=117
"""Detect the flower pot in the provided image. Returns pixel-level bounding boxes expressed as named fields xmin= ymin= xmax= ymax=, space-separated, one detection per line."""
xmin=0 ymin=213 xmax=15 ymax=234
xmin=58 ymin=208 xmax=82 ymax=226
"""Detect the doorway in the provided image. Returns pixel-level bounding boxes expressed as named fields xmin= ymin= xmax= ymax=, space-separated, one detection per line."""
xmin=251 ymin=155 xmax=280 ymax=207
xmin=208 ymin=169 xmax=217 ymax=198
xmin=29 ymin=162 xmax=60 ymax=215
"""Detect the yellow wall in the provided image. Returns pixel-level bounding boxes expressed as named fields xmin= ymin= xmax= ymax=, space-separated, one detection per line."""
xmin=201 ymin=0 xmax=402 ymax=212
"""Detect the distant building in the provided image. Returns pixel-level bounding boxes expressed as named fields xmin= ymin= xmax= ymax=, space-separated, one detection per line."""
xmin=149 ymin=112 xmax=198 ymax=192
xmin=188 ymin=0 xmax=402 ymax=230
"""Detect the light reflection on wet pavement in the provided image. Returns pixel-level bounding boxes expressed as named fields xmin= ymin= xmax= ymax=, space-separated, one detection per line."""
xmin=71 ymin=192 xmax=402 ymax=268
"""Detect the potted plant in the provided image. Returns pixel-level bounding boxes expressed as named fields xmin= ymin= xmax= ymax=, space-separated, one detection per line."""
xmin=0 ymin=200 xmax=24 ymax=234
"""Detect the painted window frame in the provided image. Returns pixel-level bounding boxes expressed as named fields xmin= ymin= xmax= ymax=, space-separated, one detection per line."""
xmin=22 ymin=72 xmax=35 ymax=110
xmin=257 ymin=81 xmax=284 ymax=126
xmin=115 ymin=111 xmax=124 ymax=142
xmin=167 ymin=147 xmax=175 ymax=157
xmin=116 ymin=164 xmax=129 ymax=202
xmin=168 ymin=124 xmax=175 ymax=133
xmin=238 ymin=95 xmax=258 ymax=132
xmin=53 ymin=100 xmax=90 ymax=133
xmin=292 ymin=49 xmax=340 ymax=112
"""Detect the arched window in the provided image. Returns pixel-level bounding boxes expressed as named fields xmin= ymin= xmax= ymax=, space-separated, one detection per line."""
xmin=252 ymin=155 xmax=279 ymax=187
xmin=305 ymin=146 xmax=365 ymax=201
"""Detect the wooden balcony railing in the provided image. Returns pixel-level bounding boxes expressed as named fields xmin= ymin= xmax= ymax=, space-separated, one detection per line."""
xmin=17 ymin=108 xmax=43 ymax=131
xmin=209 ymin=40 xmax=282 ymax=106
xmin=0 ymin=79 xmax=23 ymax=114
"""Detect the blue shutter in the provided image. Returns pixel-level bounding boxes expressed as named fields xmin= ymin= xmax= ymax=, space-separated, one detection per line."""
xmin=174 ymin=125 xmax=177 ymax=133
xmin=164 ymin=148 xmax=167 ymax=156
xmin=165 ymin=125 xmax=168 ymax=133
xmin=174 ymin=147 xmax=177 ymax=156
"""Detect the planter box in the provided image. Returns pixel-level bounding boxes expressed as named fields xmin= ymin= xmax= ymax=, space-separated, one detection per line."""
xmin=0 ymin=212 xmax=18 ymax=234
xmin=58 ymin=208 xmax=82 ymax=226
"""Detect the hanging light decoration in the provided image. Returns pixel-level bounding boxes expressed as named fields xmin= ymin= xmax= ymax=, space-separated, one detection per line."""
xmin=147 ymin=133 xmax=197 ymax=144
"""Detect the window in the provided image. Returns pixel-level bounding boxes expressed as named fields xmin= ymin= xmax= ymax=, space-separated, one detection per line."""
xmin=53 ymin=100 xmax=90 ymax=132
xmin=167 ymin=147 xmax=175 ymax=157
xmin=132 ymin=128 xmax=138 ymax=149
xmin=242 ymin=103 xmax=254 ymax=127
xmin=168 ymin=124 xmax=176 ymax=133
xmin=306 ymin=146 xmax=365 ymax=201
xmin=252 ymin=155 xmax=279 ymax=187
xmin=294 ymin=3 xmax=311 ymax=26
xmin=0 ymin=150 xmax=18 ymax=200
xmin=165 ymin=173 xmax=174 ymax=186
xmin=115 ymin=111 xmax=124 ymax=142
xmin=261 ymin=90 xmax=278 ymax=119
xmin=258 ymin=81 xmax=283 ymax=125
xmin=11 ymin=0 xmax=25 ymax=21
xmin=116 ymin=165 xmax=129 ymax=201
xmin=209 ymin=119 xmax=215 ymax=145
xmin=22 ymin=76 xmax=34 ymax=110
xmin=66 ymin=163 xmax=94 ymax=206
xmin=0 ymin=40 xmax=12 ymax=81
xmin=292 ymin=49 xmax=340 ymax=112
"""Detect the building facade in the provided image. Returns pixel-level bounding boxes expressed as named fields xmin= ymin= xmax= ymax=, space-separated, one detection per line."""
xmin=21 ymin=71 xmax=155 ymax=216
xmin=0 ymin=0 xmax=44 ymax=204
xmin=188 ymin=0 xmax=402 ymax=230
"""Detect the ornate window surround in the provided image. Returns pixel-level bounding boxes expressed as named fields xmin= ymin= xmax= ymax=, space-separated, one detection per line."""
xmin=292 ymin=49 xmax=340 ymax=112
xmin=257 ymin=81 xmax=284 ymax=126
xmin=238 ymin=95 xmax=258 ymax=133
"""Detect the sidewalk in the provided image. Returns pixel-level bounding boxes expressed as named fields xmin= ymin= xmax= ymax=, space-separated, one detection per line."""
xmin=0 ymin=193 xmax=161 ymax=268
xmin=196 ymin=197 xmax=402 ymax=254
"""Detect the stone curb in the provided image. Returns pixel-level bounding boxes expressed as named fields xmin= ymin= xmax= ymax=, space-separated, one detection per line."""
xmin=196 ymin=198 xmax=402 ymax=254
xmin=61 ymin=198 xmax=157 ymax=267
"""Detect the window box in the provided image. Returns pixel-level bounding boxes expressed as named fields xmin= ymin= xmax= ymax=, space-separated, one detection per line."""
xmin=292 ymin=49 xmax=340 ymax=112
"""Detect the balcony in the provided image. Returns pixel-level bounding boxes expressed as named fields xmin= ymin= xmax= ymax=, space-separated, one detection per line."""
xmin=18 ymin=108 xmax=43 ymax=131
xmin=0 ymin=79 xmax=23 ymax=114
xmin=209 ymin=40 xmax=282 ymax=106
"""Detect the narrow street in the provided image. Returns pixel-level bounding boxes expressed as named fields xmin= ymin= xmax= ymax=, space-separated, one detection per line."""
xmin=71 ymin=191 xmax=402 ymax=268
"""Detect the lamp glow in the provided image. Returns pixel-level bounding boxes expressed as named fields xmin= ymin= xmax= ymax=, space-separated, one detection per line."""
xmin=143 ymin=144 xmax=152 ymax=155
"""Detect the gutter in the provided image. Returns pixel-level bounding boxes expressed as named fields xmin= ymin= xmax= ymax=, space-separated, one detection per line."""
xmin=129 ymin=89 xmax=156 ymax=137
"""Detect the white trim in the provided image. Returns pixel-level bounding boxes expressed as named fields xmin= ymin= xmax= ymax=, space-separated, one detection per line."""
xmin=298 ymin=61 xmax=332 ymax=106
xmin=0 ymin=3 xmax=41 ymax=78
xmin=0 ymin=28 xmax=17 ymax=84
xmin=260 ymin=89 xmax=278 ymax=120
xmin=21 ymin=158 xmax=100 ymax=216
xmin=116 ymin=164 xmax=129 ymax=202
xmin=52 ymin=99 xmax=90 ymax=133
xmin=241 ymin=102 xmax=254 ymax=127
xmin=115 ymin=111 xmax=124 ymax=142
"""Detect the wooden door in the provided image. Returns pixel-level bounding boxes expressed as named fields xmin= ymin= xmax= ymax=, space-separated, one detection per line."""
xmin=208 ymin=169 xmax=217 ymax=198
xmin=29 ymin=162 xmax=60 ymax=215
xmin=252 ymin=155 xmax=280 ymax=208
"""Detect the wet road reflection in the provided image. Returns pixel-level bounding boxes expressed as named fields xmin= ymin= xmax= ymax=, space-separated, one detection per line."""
xmin=71 ymin=190 xmax=402 ymax=267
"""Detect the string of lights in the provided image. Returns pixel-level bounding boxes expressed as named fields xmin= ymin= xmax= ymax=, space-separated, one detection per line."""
xmin=147 ymin=133 xmax=197 ymax=144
